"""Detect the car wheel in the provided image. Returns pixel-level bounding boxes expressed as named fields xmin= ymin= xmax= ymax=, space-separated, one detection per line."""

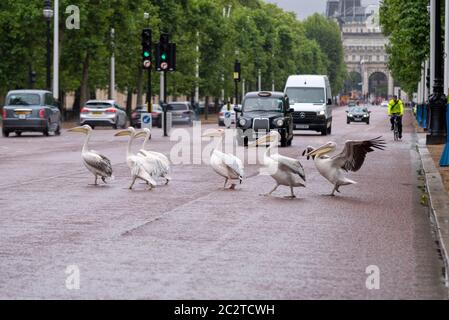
xmin=2 ymin=130 xmax=9 ymax=137
xmin=321 ymin=127 xmax=328 ymax=136
xmin=347 ymin=119 xmax=350 ymax=124
xmin=55 ymin=123 xmax=61 ymax=135
xmin=121 ymin=118 xmax=127 ymax=129
xmin=43 ymin=120 xmax=50 ymax=136
xmin=218 ymin=120 xmax=225 ymax=127
xmin=366 ymin=119 xmax=370 ymax=125
xmin=280 ymin=134 xmax=288 ymax=147
xmin=112 ymin=122 xmax=118 ymax=130
xmin=327 ymin=124 xmax=332 ymax=135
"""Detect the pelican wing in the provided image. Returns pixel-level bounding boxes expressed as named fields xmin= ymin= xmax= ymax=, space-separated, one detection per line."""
xmin=131 ymin=157 xmax=158 ymax=186
xmin=332 ymin=137 xmax=386 ymax=172
xmin=272 ymin=154 xmax=306 ymax=181
xmin=84 ymin=151 xmax=113 ymax=177
xmin=221 ymin=152 xmax=244 ymax=179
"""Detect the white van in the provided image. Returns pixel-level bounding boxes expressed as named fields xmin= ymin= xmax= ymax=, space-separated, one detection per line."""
xmin=284 ymin=75 xmax=333 ymax=135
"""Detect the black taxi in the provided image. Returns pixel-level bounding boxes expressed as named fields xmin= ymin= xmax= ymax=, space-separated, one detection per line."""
xmin=234 ymin=91 xmax=294 ymax=147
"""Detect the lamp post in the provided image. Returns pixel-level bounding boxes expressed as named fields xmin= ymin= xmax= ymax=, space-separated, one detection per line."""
xmin=43 ymin=0 xmax=53 ymax=91
xmin=427 ymin=0 xmax=447 ymax=145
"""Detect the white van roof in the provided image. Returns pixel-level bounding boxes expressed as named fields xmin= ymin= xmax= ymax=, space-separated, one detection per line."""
xmin=285 ymin=75 xmax=328 ymax=88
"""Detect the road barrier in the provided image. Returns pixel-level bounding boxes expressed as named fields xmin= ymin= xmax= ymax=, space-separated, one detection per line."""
xmin=440 ymin=104 xmax=449 ymax=167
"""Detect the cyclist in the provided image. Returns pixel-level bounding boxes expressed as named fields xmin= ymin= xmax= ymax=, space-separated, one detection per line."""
xmin=388 ymin=95 xmax=404 ymax=139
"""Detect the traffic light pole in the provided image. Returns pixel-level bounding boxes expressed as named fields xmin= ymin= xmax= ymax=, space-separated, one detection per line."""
xmin=163 ymin=70 xmax=168 ymax=137
xmin=147 ymin=69 xmax=152 ymax=113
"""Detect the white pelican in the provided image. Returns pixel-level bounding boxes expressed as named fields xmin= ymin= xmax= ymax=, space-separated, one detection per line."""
xmin=68 ymin=125 xmax=113 ymax=185
xmin=135 ymin=128 xmax=171 ymax=185
xmin=303 ymin=137 xmax=386 ymax=196
xmin=202 ymin=129 xmax=244 ymax=189
xmin=114 ymin=127 xmax=157 ymax=190
xmin=254 ymin=131 xmax=306 ymax=199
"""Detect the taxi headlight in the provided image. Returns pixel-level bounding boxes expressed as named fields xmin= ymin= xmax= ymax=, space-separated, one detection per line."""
xmin=276 ymin=119 xmax=284 ymax=127
xmin=239 ymin=118 xmax=247 ymax=126
xmin=318 ymin=110 xmax=325 ymax=116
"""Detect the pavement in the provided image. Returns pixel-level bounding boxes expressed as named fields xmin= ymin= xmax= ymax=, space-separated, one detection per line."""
xmin=0 ymin=105 xmax=447 ymax=299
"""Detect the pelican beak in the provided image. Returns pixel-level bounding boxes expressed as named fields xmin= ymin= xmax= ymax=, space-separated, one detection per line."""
xmin=253 ymin=133 xmax=274 ymax=147
xmin=202 ymin=129 xmax=223 ymax=138
xmin=68 ymin=126 xmax=87 ymax=134
xmin=135 ymin=131 xmax=147 ymax=139
xmin=307 ymin=143 xmax=333 ymax=157
xmin=114 ymin=130 xmax=131 ymax=137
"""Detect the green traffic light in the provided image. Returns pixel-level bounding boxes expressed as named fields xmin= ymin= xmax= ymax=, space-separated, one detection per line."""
xmin=144 ymin=51 xmax=150 ymax=58
xmin=161 ymin=53 xmax=167 ymax=60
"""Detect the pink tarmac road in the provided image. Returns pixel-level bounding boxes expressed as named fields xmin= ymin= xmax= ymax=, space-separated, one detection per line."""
xmin=0 ymin=105 xmax=447 ymax=299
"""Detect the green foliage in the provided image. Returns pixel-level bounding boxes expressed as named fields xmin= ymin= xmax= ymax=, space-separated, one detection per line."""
xmin=380 ymin=0 xmax=430 ymax=96
xmin=0 ymin=0 xmax=344 ymax=105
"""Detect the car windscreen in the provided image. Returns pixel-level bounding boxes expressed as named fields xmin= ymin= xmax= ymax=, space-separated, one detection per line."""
xmin=286 ymin=88 xmax=325 ymax=104
xmin=167 ymin=104 xmax=187 ymax=111
xmin=85 ymin=102 xmax=113 ymax=109
xmin=243 ymin=97 xmax=283 ymax=112
xmin=7 ymin=93 xmax=40 ymax=106
xmin=349 ymin=107 xmax=366 ymax=113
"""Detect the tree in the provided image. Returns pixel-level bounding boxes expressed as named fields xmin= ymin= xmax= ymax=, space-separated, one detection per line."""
xmin=380 ymin=0 xmax=430 ymax=96
xmin=303 ymin=13 xmax=347 ymax=95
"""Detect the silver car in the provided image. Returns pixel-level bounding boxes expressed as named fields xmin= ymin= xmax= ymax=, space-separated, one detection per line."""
xmin=2 ymin=90 xmax=61 ymax=137
xmin=218 ymin=104 xmax=238 ymax=126
xmin=167 ymin=102 xmax=194 ymax=126
xmin=80 ymin=100 xmax=127 ymax=129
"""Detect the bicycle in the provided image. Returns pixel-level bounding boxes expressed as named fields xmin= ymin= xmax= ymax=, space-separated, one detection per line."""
xmin=391 ymin=114 xmax=401 ymax=141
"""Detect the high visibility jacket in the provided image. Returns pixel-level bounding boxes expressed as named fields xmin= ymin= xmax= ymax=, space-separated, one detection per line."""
xmin=388 ymin=99 xmax=404 ymax=116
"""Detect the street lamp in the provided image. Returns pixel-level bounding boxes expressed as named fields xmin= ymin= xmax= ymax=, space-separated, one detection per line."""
xmin=427 ymin=0 xmax=447 ymax=145
xmin=43 ymin=0 xmax=53 ymax=91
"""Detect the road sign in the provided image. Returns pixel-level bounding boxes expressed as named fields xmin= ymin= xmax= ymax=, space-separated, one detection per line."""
xmin=141 ymin=113 xmax=152 ymax=130
xmin=161 ymin=62 xmax=168 ymax=70
xmin=224 ymin=111 xmax=232 ymax=128
xmin=143 ymin=60 xmax=152 ymax=68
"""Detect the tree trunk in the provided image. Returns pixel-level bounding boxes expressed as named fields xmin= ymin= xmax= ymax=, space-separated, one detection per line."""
xmin=136 ymin=67 xmax=143 ymax=107
xmin=126 ymin=88 xmax=133 ymax=118
xmin=80 ymin=53 xmax=90 ymax=108
xmin=205 ymin=95 xmax=209 ymax=120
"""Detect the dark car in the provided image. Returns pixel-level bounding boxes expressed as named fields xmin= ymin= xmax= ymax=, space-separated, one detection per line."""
xmin=131 ymin=104 xmax=162 ymax=128
xmin=346 ymin=106 xmax=371 ymax=125
xmin=167 ymin=102 xmax=193 ymax=126
xmin=2 ymin=90 xmax=62 ymax=137
xmin=235 ymin=91 xmax=294 ymax=147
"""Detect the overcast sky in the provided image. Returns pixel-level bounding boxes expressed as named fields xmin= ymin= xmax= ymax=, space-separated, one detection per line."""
xmin=264 ymin=0 xmax=380 ymax=20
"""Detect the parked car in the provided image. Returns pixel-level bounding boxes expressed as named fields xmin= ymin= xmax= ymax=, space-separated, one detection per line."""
xmin=346 ymin=106 xmax=371 ymax=125
xmin=381 ymin=101 xmax=389 ymax=108
xmin=131 ymin=104 xmax=162 ymax=128
xmin=80 ymin=100 xmax=127 ymax=129
xmin=218 ymin=104 xmax=238 ymax=126
xmin=235 ymin=91 xmax=294 ymax=147
xmin=2 ymin=90 xmax=61 ymax=137
xmin=166 ymin=102 xmax=193 ymax=126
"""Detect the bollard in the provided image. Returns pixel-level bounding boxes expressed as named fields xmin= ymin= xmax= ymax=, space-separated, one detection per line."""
xmin=423 ymin=104 xmax=428 ymax=130
xmin=439 ymin=104 xmax=449 ymax=166
xmin=417 ymin=104 xmax=423 ymax=125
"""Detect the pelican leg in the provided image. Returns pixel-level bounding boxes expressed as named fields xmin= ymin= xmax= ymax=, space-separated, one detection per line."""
xmin=165 ymin=177 xmax=170 ymax=185
xmin=229 ymin=184 xmax=236 ymax=190
xmin=94 ymin=175 xmax=98 ymax=186
xmin=102 ymin=176 xmax=107 ymax=184
xmin=129 ymin=176 xmax=137 ymax=190
xmin=223 ymin=178 xmax=228 ymax=188
xmin=284 ymin=186 xmax=296 ymax=199
xmin=328 ymin=185 xmax=337 ymax=197
xmin=262 ymin=184 xmax=279 ymax=197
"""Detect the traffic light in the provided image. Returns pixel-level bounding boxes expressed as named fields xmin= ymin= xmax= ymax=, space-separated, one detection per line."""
xmin=155 ymin=33 xmax=176 ymax=72
xmin=141 ymin=28 xmax=152 ymax=70
xmin=234 ymin=60 xmax=241 ymax=82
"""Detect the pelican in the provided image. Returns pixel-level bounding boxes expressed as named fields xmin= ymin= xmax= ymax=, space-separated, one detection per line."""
xmin=114 ymin=127 xmax=157 ymax=190
xmin=253 ymin=131 xmax=306 ymax=199
xmin=202 ymin=129 xmax=244 ymax=189
xmin=135 ymin=128 xmax=171 ymax=185
xmin=68 ymin=125 xmax=113 ymax=185
xmin=303 ymin=137 xmax=386 ymax=196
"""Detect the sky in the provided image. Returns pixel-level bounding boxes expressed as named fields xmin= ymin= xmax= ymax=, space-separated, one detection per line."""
xmin=264 ymin=0 xmax=380 ymax=20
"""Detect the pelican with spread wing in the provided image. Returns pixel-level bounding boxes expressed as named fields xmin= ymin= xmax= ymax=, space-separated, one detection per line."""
xmin=303 ymin=137 xmax=386 ymax=196
xmin=115 ymin=127 xmax=157 ymax=190
xmin=68 ymin=125 xmax=113 ymax=185
xmin=203 ymin=129 xmax=244 ymax=190
xmin=135 ymin=128 xmax=171 ymax=185
xmin=254 ymin=131 xmax=306 ymax=199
